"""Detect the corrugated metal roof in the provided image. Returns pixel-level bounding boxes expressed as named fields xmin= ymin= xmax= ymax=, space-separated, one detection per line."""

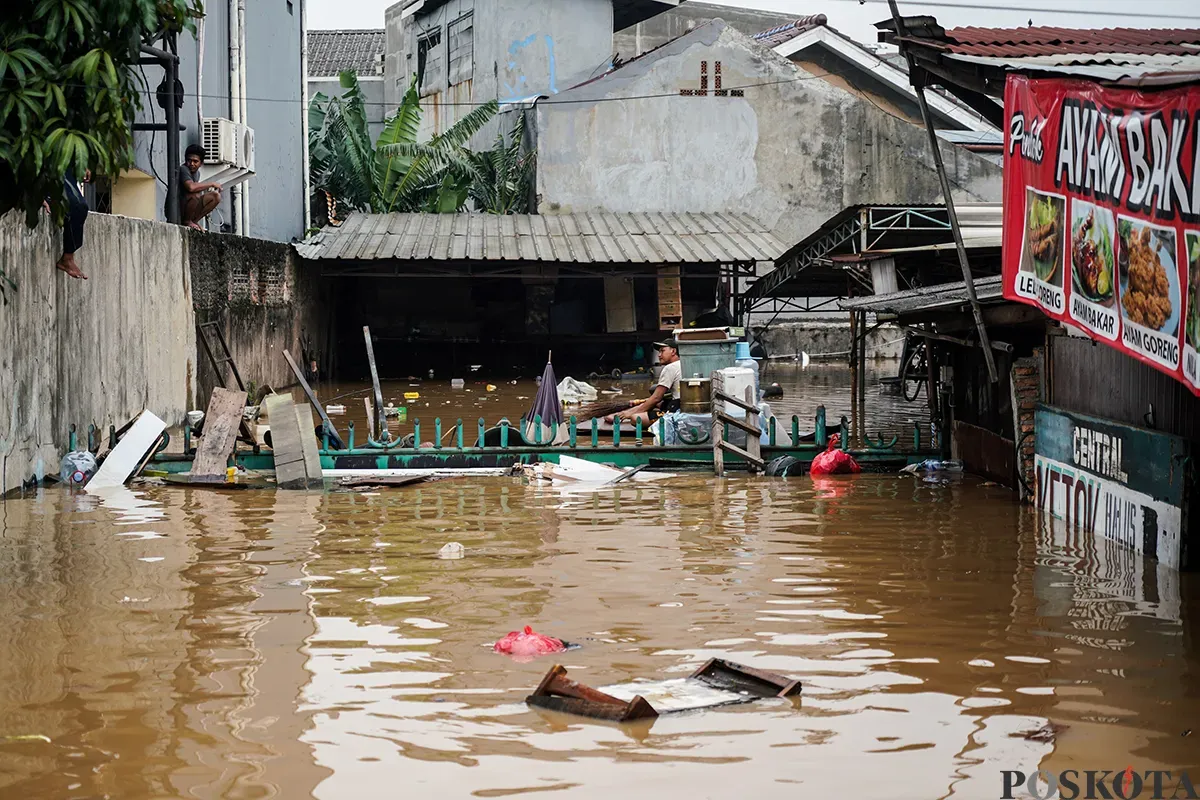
xmin=938 ymin=26 xmax=1200 ymax=58
xmin=944 ymin=52 xmax=1200 ymax=84
xmin=840 ymin=275 xmax=1005 ymax=315
xmin=752 ymin=15 xmax=828 ymax=48
xmin=294 ymin=212 xmax=787 ymax=264
xmin=307 ymin=30 xmax=385 ymax=77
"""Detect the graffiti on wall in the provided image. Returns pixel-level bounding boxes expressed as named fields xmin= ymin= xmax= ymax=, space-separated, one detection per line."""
xmin=679 ymin=61 xmax=744 ymax=98
xmin=500 ymin=34 xmax=557 ymax=103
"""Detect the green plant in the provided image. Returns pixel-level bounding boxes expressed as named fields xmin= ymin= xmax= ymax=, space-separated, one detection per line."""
xmin=310 ymin=71 xmax=534 ymax=219
xmin=466 ymin=111 xmax=536 ymax=214
xmin=0 ymin=0 xmax=202 ymax=293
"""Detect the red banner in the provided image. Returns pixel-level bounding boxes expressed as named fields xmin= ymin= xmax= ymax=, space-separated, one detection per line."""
xmin=1002 ymin=74 xmax=1200 ymax=393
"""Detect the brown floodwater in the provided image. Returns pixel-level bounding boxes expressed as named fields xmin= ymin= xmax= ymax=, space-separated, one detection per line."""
xmin=0 ymin=472 xmax=1196 ymax=799
xmin=310 ymin=362 xmax=922 ymax=445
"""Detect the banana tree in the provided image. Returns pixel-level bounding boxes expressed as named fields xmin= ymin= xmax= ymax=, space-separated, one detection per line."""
xmin=309 ymin=71 xmax=499 ymax=219
xmin=466 ymin=112 xmax=536 ymax=214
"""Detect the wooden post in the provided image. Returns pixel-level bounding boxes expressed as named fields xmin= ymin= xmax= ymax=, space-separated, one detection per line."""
xmin=364 ymin=397 xmax=375 ymax=440
xmin=363 ymin=326 xmax=385 ymax=441
xmin=711 ymin=370 xmax=725 ymax=477
xmin=745 ymin=386 xmax=761 ymax=470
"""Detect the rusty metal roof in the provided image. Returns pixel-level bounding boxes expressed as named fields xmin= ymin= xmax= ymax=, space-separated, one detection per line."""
xmin=937 ymin=26 xmax=1200 ymax=58
xmin=840 ymin=275 xmax=1004 ymax=316
xmin=752 ymin=15 xmax=828 ymax=48
xmin=294 ymin=212 xmax=787 ymax=264
xmin=888 ymin=21 xmax=1200 ymax=85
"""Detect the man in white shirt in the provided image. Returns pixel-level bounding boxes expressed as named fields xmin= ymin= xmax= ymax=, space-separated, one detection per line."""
xmin=608 ymin=340 xmax=682 ymax=425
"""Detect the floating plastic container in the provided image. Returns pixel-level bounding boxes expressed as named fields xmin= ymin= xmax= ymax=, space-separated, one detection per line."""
xmin=404 ymin=392 xmax=420 ymax=400
xmin=717 ymin=367 xmax=755 ymax=414
xmin=674 ymin=327 xmax=736 ymax=380
xmin=325 ymin=404 xmax=346 ymax=415
xmin=451 ymin=378 xmax=465 ymax=389
xmin=734 ymin=341 xmax=760 ymax=402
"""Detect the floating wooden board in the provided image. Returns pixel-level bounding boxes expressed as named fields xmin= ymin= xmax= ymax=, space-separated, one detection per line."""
xmin=264 ymin=394 xmax=322 ymax=490
xmin=87 ymin=411 xmax=167 ymax=492
xmin=189 ymin=387 xmax=247 ymax=483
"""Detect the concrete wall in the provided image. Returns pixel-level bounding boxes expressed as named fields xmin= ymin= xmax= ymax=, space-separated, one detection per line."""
xmin=0 ymin=213 xmax=196 ymax=495
xmin=756 ymin=322 xmax=905 ymax=362
xmin=535 ymin=21 xmax=1003 ymax=248
xmin=309 ymin=76 xmax=387 ymax=142
xmin=385 ymin=0 xmax=614 ymax=142
xmin=614 ymin=1 xmax=794 ymax=58
xmin=189 ymin=232 xmax=333 ymax=404
xmin=132 ymin=1 xmax=306 ymax=243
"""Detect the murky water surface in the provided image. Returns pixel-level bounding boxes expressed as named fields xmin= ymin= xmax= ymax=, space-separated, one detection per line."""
xmin=313 ymin=362 xmax=922 ymax=444
xmin=1 ymin=471 xmax=1196 ymax=799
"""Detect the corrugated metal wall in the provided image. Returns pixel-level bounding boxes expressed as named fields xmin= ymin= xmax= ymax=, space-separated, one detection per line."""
xmin=1050 ymin=335 xmax=1200 ymax=442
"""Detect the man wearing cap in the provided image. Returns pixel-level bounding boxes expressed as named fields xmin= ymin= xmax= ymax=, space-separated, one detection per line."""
xmin=607 ymin=340 xmax=682 ymax=425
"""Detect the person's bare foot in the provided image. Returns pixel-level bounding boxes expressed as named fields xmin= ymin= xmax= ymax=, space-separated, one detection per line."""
xmin=56 ymin=253 xmax=87 ymax=280
xmin=186 ymin=221 xmax=202 ymax=230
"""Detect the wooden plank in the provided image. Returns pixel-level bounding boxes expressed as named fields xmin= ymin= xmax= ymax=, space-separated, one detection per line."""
xmin=283 ymin=349 xmax=341 ymax=445
xmin=264 ymin=394 xmax=309 ymax=490
xmin=190 ymin=387 xmax=248 ymax=482
xmin=745 ymin=385 xmax=762 ymax=472
xmin=713 ymin=391 xmax=757 ymax=414
xmin=87 ymin=411 xmax=167 ymax=492
xmin=718 ymin=440 xmax=764 ymax=468
xmin=295 ymin=404 xmax=324 ymax=485
xmin=715 ymin=413 xmax=760 ymax=436
xmin=363 ymin=326 xmax=384 ymax=441
xmin=364 ymin=397 xmax=376 ymax=442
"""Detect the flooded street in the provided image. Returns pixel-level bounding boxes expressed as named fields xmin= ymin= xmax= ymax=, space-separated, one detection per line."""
xmin=1 ymin=474 xmax=1196 ymax=799
xmin=313 ymin=362 xmax=921 ymax=444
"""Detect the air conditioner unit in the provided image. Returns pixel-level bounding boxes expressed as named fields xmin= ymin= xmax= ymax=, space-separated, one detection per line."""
xmin=201 ymin=117 xmax=255 ymax=171
xmin=201 ymin=117 xmax=238 ymax=164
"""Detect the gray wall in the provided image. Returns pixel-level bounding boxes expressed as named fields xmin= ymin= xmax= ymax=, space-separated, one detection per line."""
xmin=535 ymin=21 xmax=1003 ymax=249
xmin=308 ymin=76 xmax=387 ymax=142
xmin=614 ymin=1 xmax=795 ymax=58
xmin=133 ymin=0 xmax=306 ymax=243
xmin=0 ymin=212 xmax=196 ymax=495
xmin=385 ymin=0 xmax=614 ymax=143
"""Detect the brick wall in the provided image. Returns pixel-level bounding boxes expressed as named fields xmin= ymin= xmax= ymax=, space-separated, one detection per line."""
xmin=1011 ymin=346 xmax=1043 ymax=500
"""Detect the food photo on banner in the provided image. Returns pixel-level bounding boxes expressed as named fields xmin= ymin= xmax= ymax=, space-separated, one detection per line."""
xmin=1002 ymin=74 xmax=1200 ymax=392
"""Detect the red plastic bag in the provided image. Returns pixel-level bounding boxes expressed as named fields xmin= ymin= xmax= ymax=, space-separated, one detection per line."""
xmin=493 ymin=625 xmax=565 ymax=658
xmin=810 ymin=434 xmax=861 ymax=475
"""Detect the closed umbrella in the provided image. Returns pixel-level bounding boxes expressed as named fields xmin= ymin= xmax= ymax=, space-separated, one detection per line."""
xmin=524 ymin=351 xmax=563 ymax=444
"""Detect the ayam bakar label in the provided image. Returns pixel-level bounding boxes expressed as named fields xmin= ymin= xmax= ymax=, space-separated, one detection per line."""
xmin=1002 ymin=74 xmax=1200 ymax=394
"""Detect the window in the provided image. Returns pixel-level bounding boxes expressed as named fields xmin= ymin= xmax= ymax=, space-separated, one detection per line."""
xmin=417 ymin=27 xmax=443 ymax=94
xmin=447 ymin=13 xmax=474 ymax=86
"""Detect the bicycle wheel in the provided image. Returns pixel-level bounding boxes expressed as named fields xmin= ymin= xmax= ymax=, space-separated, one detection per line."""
xmin=900 ymin=340 xmax=926 ymax=402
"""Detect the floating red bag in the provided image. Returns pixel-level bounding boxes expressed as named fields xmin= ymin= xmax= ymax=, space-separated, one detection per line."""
xmin=809 ymin=434 xmax=861 ymax=475
xmin=493 ymin=625 xmax=565 ymax=658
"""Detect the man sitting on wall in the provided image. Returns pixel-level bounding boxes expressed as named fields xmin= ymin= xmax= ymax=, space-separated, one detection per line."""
xmin=179 ymin=144 xmax=223 ymax=230
xmin=606 ymin=340 xmax=683 ymax=426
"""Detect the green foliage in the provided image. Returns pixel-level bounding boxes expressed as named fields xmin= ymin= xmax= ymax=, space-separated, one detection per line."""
xmin=466 ymin=112 xmax=536 ymax=214
xmin=309 ymin=71 xmax=535 ymax=220
xmin=0 ymin=0 xmax=203 ymax=293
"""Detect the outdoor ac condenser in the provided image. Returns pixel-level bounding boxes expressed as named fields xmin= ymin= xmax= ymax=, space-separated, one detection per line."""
xmin=198 ymin=117 xmax=255 ymax=188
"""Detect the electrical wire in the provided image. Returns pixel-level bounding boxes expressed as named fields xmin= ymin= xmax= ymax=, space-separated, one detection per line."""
xmin=136 ymin=64 xmax=170 ymax=189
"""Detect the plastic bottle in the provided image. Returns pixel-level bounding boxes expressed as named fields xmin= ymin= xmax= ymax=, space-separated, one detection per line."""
xmin=735 ymin=340 xmax=760 ymax=401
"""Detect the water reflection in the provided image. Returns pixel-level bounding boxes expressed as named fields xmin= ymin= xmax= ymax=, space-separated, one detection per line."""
xmin=0 ymin=474 xmax=1195 ymax=798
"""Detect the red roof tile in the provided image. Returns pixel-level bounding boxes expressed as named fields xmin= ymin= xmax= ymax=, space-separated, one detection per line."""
xmin=938 ymin=26 xmax=1200 ymax=58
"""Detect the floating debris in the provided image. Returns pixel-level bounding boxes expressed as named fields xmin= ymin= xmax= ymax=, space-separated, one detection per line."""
xmin=0 ymin=734 xmax=51 ymax=744
xmin=404 ymin=392 xmax=420 ymax=400
xmin=1012 ymin=722 xmax=1067 ymax=742
xmin=438 ymin=542 xmax=465 ymax=560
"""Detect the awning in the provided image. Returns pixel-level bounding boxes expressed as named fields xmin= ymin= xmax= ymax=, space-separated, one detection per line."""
xmin=840 ymin=275 xmax=1004 ymax=316
xmin=294 ymin=212 xmax=786 ymax=266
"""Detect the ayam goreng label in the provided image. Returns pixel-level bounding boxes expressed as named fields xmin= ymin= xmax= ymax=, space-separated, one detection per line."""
xmin=1002 ymin=74 xmax=1200 ymax=394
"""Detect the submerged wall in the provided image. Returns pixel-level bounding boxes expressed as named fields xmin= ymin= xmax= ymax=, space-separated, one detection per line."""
xmin=189 ymin=230 xmax=333 ymax=406
xmin=0 ymin=212 xmax=197 ymax=494
xmin=0 ymin=213 xmax=329 ymax=495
